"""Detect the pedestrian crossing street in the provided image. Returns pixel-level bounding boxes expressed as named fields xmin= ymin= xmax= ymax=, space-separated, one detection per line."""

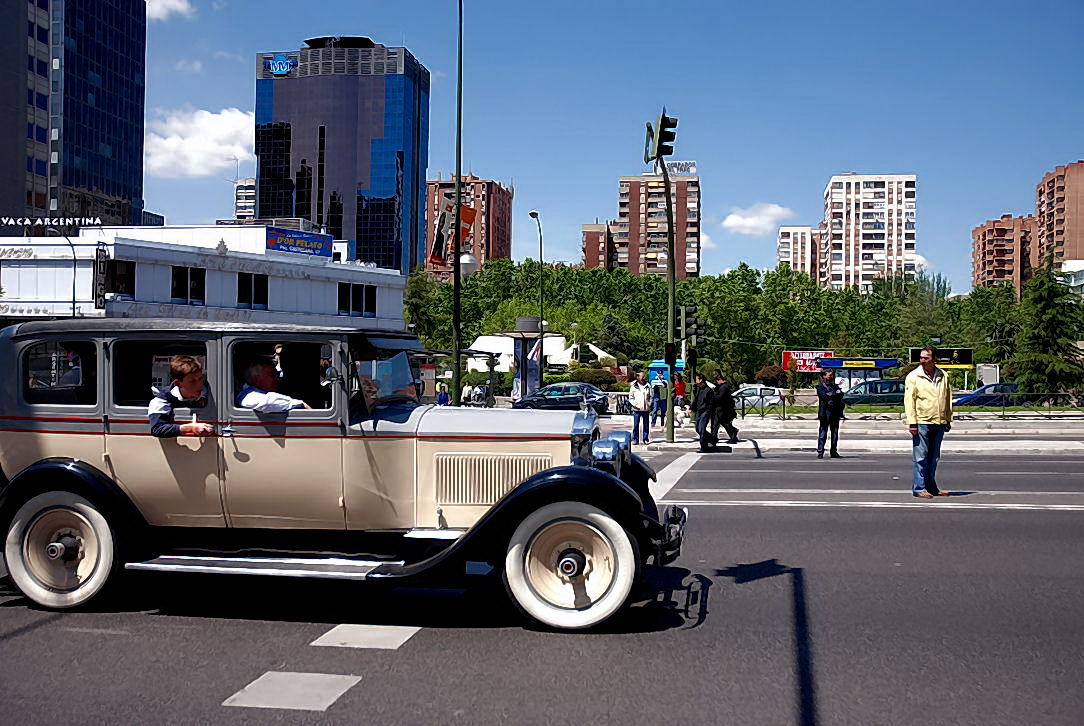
xmin=223 ymin=623 xmax=422 ymax=712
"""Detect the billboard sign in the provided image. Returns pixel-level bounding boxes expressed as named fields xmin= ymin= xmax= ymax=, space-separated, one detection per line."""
xmin=429 ymin=191 xmax=477 ymax=265
xmin=265 ymin=226 xmax=333 ymax=258
xmin=908 ymin=347 xmax=973 ymax=367
xmin=93 ymin=245 xmax=108 ymax=309
xmin=781 ymin=350 xmax=833 ymax=373
xmin=264 ymin=53 xmax=298 ymax=77
xmin=659 ymin=160 xmax=697 ymax=176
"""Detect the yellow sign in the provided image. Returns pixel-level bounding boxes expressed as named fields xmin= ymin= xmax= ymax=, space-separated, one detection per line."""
xmin=939 ymin=364 xmax=974 ymax=370
xmin=843 ymin=360 xmax=876 ymax=368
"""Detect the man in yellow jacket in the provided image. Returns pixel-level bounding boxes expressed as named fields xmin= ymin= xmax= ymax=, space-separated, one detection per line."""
xmin=904 ymin=345 xmax=953 ymax=498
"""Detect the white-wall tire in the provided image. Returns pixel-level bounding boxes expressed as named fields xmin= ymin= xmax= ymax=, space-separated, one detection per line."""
xmin=4 ymin=491 xmax=117 ymax=609
xmin=504 ymin=501 xmax=638 ymax=630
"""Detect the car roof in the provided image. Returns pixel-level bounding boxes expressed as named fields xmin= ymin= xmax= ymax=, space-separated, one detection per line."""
xmin=3 ymin=318 xmax=415 ymax=340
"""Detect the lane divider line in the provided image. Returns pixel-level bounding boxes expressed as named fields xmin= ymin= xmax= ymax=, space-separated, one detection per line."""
xmin=650 ymin=453 xmax=700 ymax=502
xmin=662 ymin=499 xmax=1084 ymax=512
xmin=223 ymin=671 xmax=362 ymax=712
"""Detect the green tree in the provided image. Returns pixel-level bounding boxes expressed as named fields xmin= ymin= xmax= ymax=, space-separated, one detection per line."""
xmin=1009 ymin=259 xmax=1084 ymax=393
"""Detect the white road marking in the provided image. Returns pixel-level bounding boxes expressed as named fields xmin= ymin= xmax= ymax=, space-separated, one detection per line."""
xmin=671 ymin=488 xmax=1084 ymax=496
xmin=63 ymin=627 xmax=130 ymax=635
xmin=223 ymin=671 xmax=361 ymax=711
xmin=663 ymin=500 xmax=1084 ymax=512
xmin=975 ymin=472 xmax=1084 ymax=476
xmin=310 ymin=624 xmax=420 ymax=650
xmin=650 ymin=453 xmax=699 ymax=501
xmin=690 ymin=469 xmax=895 ymax=474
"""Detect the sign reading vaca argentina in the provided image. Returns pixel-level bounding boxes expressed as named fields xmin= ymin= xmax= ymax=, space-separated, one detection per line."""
xmin=265 ymin=227 xmax=333 ymax=258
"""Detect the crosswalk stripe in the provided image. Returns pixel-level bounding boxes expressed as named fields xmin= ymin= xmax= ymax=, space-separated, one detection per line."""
xmin=671 ymin=488 xmax=1084 ymax=496
xmin=223 ymin=671 xmax=361 ymax=711
xmin=310 ymin=624 xmax=420 ymax=650
xmin=662 ymin=499 xmax=1084 ymax=512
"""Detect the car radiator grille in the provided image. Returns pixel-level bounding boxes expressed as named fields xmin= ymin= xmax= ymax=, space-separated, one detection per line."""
xmin=435 ymin=453 xmax=553 ymax=505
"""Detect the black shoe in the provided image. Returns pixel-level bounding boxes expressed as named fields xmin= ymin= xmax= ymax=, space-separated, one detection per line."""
xmin=817 ymin=452 xmax=824 ymax=459
xmin=830 ymin=452 xmax=842 ymax=458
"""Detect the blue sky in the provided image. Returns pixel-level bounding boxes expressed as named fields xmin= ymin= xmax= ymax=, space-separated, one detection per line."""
xmin=145 ymin=0 xmax=1084 ymax=292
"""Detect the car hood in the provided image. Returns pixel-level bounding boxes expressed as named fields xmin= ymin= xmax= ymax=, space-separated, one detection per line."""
xmin=416 ymin=406 xmax=594 ymax=438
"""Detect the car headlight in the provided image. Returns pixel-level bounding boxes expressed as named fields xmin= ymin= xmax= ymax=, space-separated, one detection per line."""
xmin=571 ymin=411 xmax=599 ymax=464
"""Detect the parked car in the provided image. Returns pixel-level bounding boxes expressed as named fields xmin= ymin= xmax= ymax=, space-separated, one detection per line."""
xmin=512 ymin=382 xmax=609 ymax=415
xmin=842 ymin=379 xmax=905 ymax=406
xmin=954 ymin=382 xmax=1020 ymax=407
xmin=0 ymin=319 xmax=685 ymax=631
xmin=733 ymin=385 xmax=783 ymax=409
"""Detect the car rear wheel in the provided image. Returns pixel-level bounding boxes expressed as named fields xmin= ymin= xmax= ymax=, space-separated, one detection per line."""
xmin=504 ymin=501 xmax=638 ymax=630
xmin=4 ymin=491 xmax=118 ymax=609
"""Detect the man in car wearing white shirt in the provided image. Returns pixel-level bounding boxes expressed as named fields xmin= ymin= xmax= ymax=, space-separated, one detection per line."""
xmin=237 ymin=360 xmax=311 ymax=412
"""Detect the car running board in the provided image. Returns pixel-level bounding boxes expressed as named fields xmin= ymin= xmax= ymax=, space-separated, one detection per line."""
xmin=124 ymin=555 xmax=403 ymax=581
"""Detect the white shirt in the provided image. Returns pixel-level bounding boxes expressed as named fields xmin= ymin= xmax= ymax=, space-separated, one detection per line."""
xmin=236 ymin=384 xmax=306 ymax=413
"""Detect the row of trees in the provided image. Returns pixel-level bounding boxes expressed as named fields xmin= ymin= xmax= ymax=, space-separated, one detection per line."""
xmin=404 ymin=257 xmax=1084 ymax=392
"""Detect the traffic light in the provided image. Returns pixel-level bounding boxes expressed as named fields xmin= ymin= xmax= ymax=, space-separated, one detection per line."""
xmin=686 ymin=347 xmax=698 ymax=378
xmin=644 ymin=107 xmax=679 ymax=162
xmin=664 ymin=342 xmax=677 ymax=367
xmin=681 ymin=304 xmax=700 ymax=342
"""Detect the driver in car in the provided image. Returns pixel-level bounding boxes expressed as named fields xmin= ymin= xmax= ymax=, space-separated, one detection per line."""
xmin=237 ymin=359 xmax=311 ymax=412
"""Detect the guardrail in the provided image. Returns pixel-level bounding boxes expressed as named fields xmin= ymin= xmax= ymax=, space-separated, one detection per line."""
xmin=735 ymin=391 xmax=1084 ymax=420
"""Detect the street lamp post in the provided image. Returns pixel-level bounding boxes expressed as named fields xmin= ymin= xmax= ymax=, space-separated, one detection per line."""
xmin=529 ymin=210 xmax=543 ymax=390
xmin=46 ymin=227 xmax=77 ymax=318
xmin=451 ymin=0 xmax=465 ymax=406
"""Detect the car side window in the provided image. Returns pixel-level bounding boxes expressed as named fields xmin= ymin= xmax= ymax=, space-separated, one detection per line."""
xmin=112 ymin=339 xmax=208 ymax=407
xmin=231 ymin=340 xmax=333 ymax=410
xmin=23 ymin=340 xmax=97 ymax=406
xmin=544 ymin=386 xmax=562 ymax=397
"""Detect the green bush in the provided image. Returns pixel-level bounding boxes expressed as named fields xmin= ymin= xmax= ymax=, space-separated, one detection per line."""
xmin=606 ymin=381 xmax=630 ymax=392
xmin=755 ymin=364 xmax=786 ymax=386
xmin=598 ymin=356 xmax=617 ymax=368
xmin=570 ymin=368 xmax=617 ymax=388
xmin=629 ymin=359 xmax=646 ymax=373
xmin=543 ymin=373 xmax=571 ymax=386
xmin=614 ymin=352 xmax=630 ymax=367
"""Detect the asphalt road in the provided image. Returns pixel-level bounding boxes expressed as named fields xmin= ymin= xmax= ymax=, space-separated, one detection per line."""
xmin=1 ymin=452 xmax=1082 ymax=724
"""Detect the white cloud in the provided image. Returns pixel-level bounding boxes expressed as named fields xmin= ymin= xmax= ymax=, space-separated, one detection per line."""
xmin=147 ymin=0 xmax=196 ymax=21
xmin=172 ymin=58 xmax=203 ymax=74
xmin=700 ymin=231 xmax=717 ymax=249
xmin=212 ymin=50 xmax=246 ymax=63
xmin=145 ymin=107 xmax=254 ymax=179
xmin=913 ymin=253 xmax=931 ymax=271
xmin=721 ymin=203 xmax=795 ymax=237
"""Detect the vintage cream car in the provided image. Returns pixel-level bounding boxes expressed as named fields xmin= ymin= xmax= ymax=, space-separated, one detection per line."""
xmin=0 ymin=319 xmax=685 ymax=630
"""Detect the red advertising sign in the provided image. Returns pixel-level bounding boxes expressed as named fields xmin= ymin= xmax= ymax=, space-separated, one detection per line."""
xmin=782 ymin=350 xmax=834 ymax=373
xmin=429 ymin=192 xmax=478 ymax=265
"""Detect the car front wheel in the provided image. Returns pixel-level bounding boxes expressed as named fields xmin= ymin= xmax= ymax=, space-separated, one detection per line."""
xmin=504 ymin=501 xmax=638 ymax=630
xmin=4 ymin=491 xmax=118 ymax=609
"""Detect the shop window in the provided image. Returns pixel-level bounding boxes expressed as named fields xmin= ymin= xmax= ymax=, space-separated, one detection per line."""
xmin=338 ymin=282 xmax=377 ymax=317
xmin=105 ymin=260 xmax=135 ymax=299
xmin=23 ymin=340 xmax=97 ymax=405
xmin=237 ymin=272 xmax=268 ymax=310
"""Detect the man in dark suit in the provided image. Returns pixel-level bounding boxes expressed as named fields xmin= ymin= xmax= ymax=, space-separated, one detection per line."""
xmin=711 ymin=369 xmax=740 ymax=444
xmin=816 ymin=368 xmax=845 ymax=458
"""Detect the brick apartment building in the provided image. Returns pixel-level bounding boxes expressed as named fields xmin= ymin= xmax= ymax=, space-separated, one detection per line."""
xmin=971 ymin=160 xmax=1084 ymax=294
xmin=970 ymin=214 xmax=1037 ymax=291
xmin=776 ymin=225 xmax=821 ymax=277
xmin=582 ymin=170 xmax=701 ymax=278
xmin=424 ymin=174 xmax=512 ymax=278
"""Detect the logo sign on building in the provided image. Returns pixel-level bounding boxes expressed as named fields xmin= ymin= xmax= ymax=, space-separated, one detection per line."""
xmin=663 ymin=160 xmax=697 ymax=176
xmin=429 ymin=191 xmax=477 ymax=265
xmin=908 ymin=347 xmax=974 ymax=368
xmin=266 ymin=226 xmax=333 ymax=258
xmin=781 ymin=350 xmax=834 ymax=373
xmin=93 ymin=245 xmax=108 ymax=309
xmin=264 ymin=53 xmax=298 ymax=77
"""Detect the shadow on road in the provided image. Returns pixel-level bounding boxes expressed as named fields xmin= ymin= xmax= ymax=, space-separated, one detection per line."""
xmin=0 ymin=566 xmax=713 ymax=635
xmin=716 ymin=559 xmax=818 ymax=726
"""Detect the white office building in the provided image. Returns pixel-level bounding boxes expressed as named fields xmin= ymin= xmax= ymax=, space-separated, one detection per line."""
xmin=0 ymin=225 xmax=405 ymax=330
xmin=775 ymin=225 xmax=820 ymax=278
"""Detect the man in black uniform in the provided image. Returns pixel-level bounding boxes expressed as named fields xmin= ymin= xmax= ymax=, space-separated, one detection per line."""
xmin=711 ymin=369 xmax=740 ymax=445
xmin=691 ymin=373 xmax=715 ymax=452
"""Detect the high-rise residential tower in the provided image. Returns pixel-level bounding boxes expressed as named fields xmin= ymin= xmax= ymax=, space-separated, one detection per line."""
xmin=582 ymin=167 xmax=701 ymax=278
xmin=971 ymin=214 xmax=1036 ymax=292
xmin=1035 ymin=161 xmax=1084 ymax=265
xmin=254 ymin=36 xmax=430 ymax=275
xmin=820 ymin=173 xmax=917 ymax=292
xmin=776 ymin=225 xmax=821 ymax=278
xmin=2 ymin=0 xmax=146 ymax=230
xmin=234 ymin=177 xmax=256 ymax=220
xmin=424 ymin=174 xmax=512 ymax=279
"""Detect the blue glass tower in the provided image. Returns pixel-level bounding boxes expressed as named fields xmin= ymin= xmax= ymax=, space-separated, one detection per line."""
xmin=254 ymin=37 xmax=430 ymax=275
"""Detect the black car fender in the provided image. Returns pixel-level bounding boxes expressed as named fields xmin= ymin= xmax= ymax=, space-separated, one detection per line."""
xmin=0 ymin=457 xmax=148 ymax=540
xmin=368 ymin=465 xmax=649 ymax=584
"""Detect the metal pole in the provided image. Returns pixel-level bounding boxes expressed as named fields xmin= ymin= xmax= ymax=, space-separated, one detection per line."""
xmin=48 ymin=226 xmax=77 ymax=318
xmin=660 ymin=157 xmax=676 ymax=443
xmin=450 ymin=0 xmax=464 ymax=406
xmin=535 ymin=214 xmax=544 ymax=391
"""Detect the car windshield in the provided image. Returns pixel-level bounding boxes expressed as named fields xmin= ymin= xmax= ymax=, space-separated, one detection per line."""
xmin=348 ymin=341 xmax=422 ymax=420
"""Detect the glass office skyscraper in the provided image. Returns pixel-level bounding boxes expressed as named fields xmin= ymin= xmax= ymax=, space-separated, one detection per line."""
xmin=254 ymin=36 xmax=430 ymax=275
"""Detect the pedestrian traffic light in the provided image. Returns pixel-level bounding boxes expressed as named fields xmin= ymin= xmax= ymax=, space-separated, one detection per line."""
xmin=686 ymin=347 xmax=698 ymax=377
xmin=664 ymin=342 xmax=677 ymax=367
xmin=645 ymin=108 xmax=679 ymax=162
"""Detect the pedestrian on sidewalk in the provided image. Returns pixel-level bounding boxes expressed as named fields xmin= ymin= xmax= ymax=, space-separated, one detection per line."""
xmin=628 ymin=371 xmax=653 ymax=445
xmin=905 ymin=345 xmax=953 ymax=499
xmin=710 ymin=369 xmax=740 ymax=444
xmin=650 ymin=371 xmax=668 ymax=427
xmin=816 ymin=368 xmax=845 ymax=458
xmin=673 ymin=373 xmax=687 ymax=409
xmin=691 ymin=373 xmax=715 ymax=452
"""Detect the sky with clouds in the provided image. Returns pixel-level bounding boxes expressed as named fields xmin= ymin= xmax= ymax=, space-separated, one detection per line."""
xmin=143 ymin=0 xmax=1084 ymax=292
